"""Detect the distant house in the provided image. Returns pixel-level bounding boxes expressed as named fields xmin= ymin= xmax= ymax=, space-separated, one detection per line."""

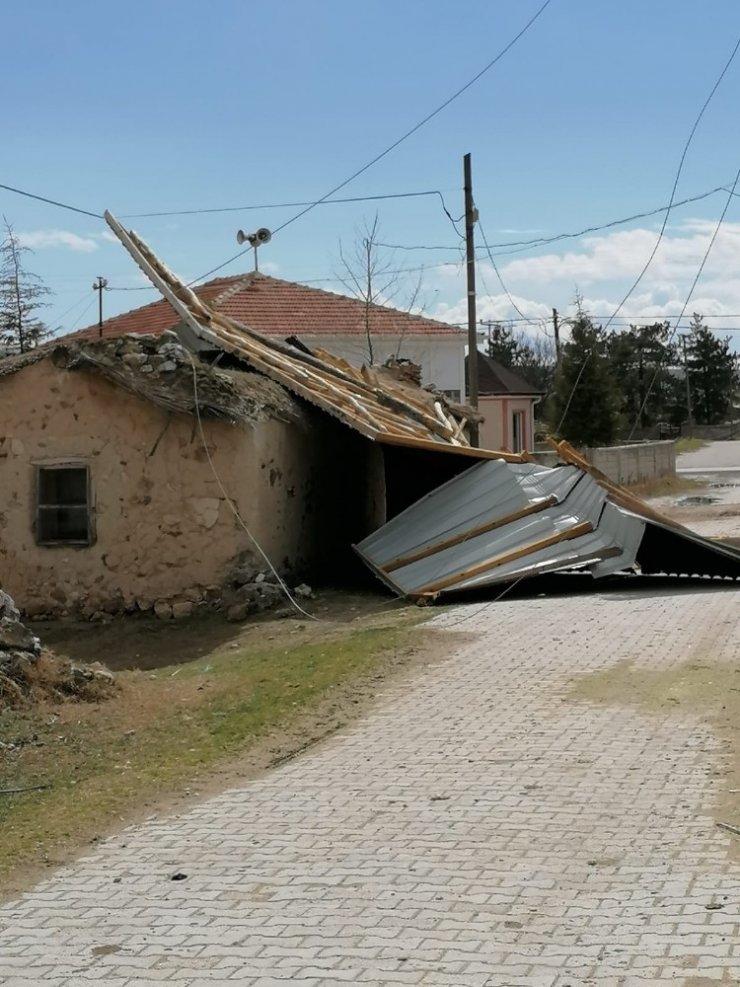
xmin=78 ymin=273 xmax=467 ymax=401
xmin=466 ymin=352 xmax=543 ymax=453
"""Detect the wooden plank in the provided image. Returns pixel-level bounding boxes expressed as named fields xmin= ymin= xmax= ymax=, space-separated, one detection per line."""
xmin=415 ymin=520 xmax=594 ymax=595
xmin=383 ymin=496 xmax=559 ymax=573
xmin=548 ymin=438 xmax=690 ymax=532
xmin=377 ymin=432 xmax=525 ymax=461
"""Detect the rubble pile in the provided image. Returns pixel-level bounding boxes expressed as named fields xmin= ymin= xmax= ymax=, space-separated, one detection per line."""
xmin=52 ymin=331 xmax=301 ymax=428
xmin=0 ymin=591 xmax=115 ymax=709
xmin=220 ymin=551 xmax=312 ymax=622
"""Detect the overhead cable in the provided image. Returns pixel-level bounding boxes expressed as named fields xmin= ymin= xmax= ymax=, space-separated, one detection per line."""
xmin=556 ymin=25 xmax=740 ymax=432
xmin=477 ymin=217 xmax=547 ymax=329
xmin=628 ymin=163 xmax=740 ymax=438
xmin=0 ymin=182 xmax=102 ymax=219
xmin=120 ymin=189 xmax=460 ymax=220
xmin=375 ymin=184 xmax=730 ymax=256
xmin=188 ymin=0 xmax=555 ymax=285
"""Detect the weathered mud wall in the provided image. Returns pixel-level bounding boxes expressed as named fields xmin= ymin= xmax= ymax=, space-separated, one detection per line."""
xmin=0 ymin=360 xmax=384 ymax=617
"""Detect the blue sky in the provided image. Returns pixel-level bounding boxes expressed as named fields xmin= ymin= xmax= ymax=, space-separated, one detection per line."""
xmin=4 ymin=0 xmax=740 ymax=345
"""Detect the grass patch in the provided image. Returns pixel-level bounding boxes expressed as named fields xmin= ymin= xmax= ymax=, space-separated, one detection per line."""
xmin=0 ymin=615 xmax=424 ymax=894
xmin=675 ymin=437 xmax=708 ymax=455
xmin=570 ymin=658 xmax=740 ymax=859
xmin=623 ymin=473 xmax=700 ymax=499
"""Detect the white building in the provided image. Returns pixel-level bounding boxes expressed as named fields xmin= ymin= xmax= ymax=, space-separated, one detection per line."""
xmin=81 ymin=273 xmax=467 ymax=402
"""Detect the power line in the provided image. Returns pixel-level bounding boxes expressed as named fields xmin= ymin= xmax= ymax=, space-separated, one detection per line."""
xmin=556 ymin=25 xmax=740 ymax=432
xmin=477 ymin=217 xmax=547 ymax=330
xmin=188 ymin=0 xmax=555 ymax=286
xmin=120 ymin=189 xmax=460 ymax=219
xmin=628 ymin=163 xmax=740 ymax=437
xmin=375 ymin=183 xmax=731 ymax=256
xmin=54 ymin=289 xmax=98 ymax=326
xmin=0 ymin=182 xmax=102 ymax=219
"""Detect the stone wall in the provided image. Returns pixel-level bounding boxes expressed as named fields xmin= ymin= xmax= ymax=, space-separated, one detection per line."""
xmin=0 ymin=359 xmax=384 ymax=618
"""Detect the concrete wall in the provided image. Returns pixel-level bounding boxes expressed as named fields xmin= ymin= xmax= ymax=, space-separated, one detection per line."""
xmin=586 ymin=441 xmax=676 ymax=484
xmin=478 ymin=396 xmax=537 ymax=453
xmin=533 ymin=440 xmax=676 ymax=484
xmin=0 ymin=360 xmax=384 ymax=617
xmin=298 ymin=333 xmax=466 ymax=400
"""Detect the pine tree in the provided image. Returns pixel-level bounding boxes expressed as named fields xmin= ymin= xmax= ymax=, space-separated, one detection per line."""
xmin=549 ymin=311 xmax=619 ymax=447
xmin=485 ymin=323 xmax=521 ymax=366
xmin=0 ymin=218 xmax=53 ymax=353
xmin=607 ymin=321 xmax=674 ymax=430
xmin=684 ymin=314 xmax=738 ymax=424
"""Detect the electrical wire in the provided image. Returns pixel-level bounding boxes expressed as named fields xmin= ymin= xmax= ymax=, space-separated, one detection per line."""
xmin=477 ymin=217 xmax=545 ymax=329
xmin=375 ymin=183 xmax=731 ymax=256
xmin=50 ymin=288 xmax=98 ymax=328
xmin=187 ymin=0 xmax=555 ymax=286
xmin=628 ymin=163 xmax=740 ymax=439
xmin=188 ymin=357 xmax=317 ymax=621
xmin=556 ymin=26 xmax=740 ymax=433
xmin=0 ymin=181 xmax=102 ymax=219
xmin=66 ymin=296 xmax=96 ymax=332
xmin=120 ymin=189 xmax=459 ymax=220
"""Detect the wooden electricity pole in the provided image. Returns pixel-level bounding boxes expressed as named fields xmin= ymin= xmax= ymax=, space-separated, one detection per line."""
xmin=93 ymin=276 xmax=108 ymax=336
xmin=681 ymin=334 xmax=694 ymax=433
xmin=464 ymin=152 xmax=479 ymax=447
xmin=552 ymin=307 xmax=561 ymax=365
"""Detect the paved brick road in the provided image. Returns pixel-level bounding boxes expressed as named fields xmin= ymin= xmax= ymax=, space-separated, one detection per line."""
xmin=2 ymin=588 xmax=740 ymax=986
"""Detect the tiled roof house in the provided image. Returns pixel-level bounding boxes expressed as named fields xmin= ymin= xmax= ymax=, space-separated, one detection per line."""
xmin=76 ymin=273 xmax=467 ymax=399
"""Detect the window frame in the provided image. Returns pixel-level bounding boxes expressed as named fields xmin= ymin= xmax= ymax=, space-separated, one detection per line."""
xmin=34 ymin=462 xmax=95 ymax=547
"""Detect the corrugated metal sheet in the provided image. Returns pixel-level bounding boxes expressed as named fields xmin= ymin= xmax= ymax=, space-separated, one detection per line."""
xmin=357 ymin=454 xmax=740 ymax=601
xmin=355 ymin=462 xmax=646 ymax=600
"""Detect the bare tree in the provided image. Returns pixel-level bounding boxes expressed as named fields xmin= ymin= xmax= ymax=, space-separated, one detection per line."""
xmin=0 ymin=218 xmax=53 ymax=353
xmin=337 ymin=215 xmax=425 ymax=365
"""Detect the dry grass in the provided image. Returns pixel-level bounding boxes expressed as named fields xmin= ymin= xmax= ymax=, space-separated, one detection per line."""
xmin=623 ymin=473 xmax=700 ymax=500
xmin=0 ymin=609 xmax=429 ymax=897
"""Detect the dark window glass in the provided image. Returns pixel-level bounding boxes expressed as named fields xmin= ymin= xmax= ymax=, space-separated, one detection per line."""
xmin=37 ymin=467 xmax=91 ymax=544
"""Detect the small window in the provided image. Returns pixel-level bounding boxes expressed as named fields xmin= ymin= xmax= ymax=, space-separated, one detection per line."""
xmin=36 ymin=465 xmax=92 ymax=545
xmin=441 ymin=389 xmax=462 ymax=403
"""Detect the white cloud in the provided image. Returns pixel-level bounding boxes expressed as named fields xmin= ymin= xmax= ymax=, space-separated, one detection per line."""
xmin=496 ymin=221 xmax=740 ymax=288
xmin=434 ymin=293 xmax=551 ymax=327
xmin=18 ymin=229 xmax=99 ymax=253
xmin=423 ymin=220 xmax=740 ymax=350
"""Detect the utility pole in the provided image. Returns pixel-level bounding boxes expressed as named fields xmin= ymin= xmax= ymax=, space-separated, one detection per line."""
xmin=92 ymin=277 xmax=108 ymax=336
xmin=681 ymin=334 xmax=693 ymax=433
xmin=464 ymin=152 xmax=479 ymax=447
xmin=552 ymin=308 xmax=561 ymax=365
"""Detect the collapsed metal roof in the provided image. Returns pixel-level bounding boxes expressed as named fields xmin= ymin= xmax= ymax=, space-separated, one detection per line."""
xmin=355 ymin=458 xmax=740 ymax=602
xmin=103 ymin=211 xmax=523 ymax=464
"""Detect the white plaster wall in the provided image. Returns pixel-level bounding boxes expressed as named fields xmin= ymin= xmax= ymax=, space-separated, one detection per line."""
xmin=298 ymin=334 xmax=466 ymax=398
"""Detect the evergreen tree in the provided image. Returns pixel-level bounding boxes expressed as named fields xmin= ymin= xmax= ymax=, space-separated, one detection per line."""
xmin=485 ymin=322 xmax=521 ymax=366
xmin=0 ymin=219 xmax=53 ymax=353
xmin=684 ymin=314 xmax=738 ymax=424
xmin=549 ymin=311 xmax=619 ymax=446
xmin=484 ymin=321 xmax=555 ymax=395
xmin=607 ymin=321 xmax=675 ymax=430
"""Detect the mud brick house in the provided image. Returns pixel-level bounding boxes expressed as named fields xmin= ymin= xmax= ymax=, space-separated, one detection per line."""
xmin=0 ymin=214 xmax=517 ymax=619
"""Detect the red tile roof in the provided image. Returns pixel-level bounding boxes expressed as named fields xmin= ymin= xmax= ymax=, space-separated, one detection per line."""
xmin=73 ymin=274 xmax=463 ymax=342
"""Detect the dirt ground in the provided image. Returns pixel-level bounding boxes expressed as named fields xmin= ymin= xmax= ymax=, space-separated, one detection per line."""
xmin=36 ymin=589 xmax=404 ymax=672
xmin=648 ymin=471 xmax=740 ymax=544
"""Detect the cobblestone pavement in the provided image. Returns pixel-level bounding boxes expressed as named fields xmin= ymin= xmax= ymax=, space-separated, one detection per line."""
xmin=2 ymin=588 xmax=740 ymax=986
